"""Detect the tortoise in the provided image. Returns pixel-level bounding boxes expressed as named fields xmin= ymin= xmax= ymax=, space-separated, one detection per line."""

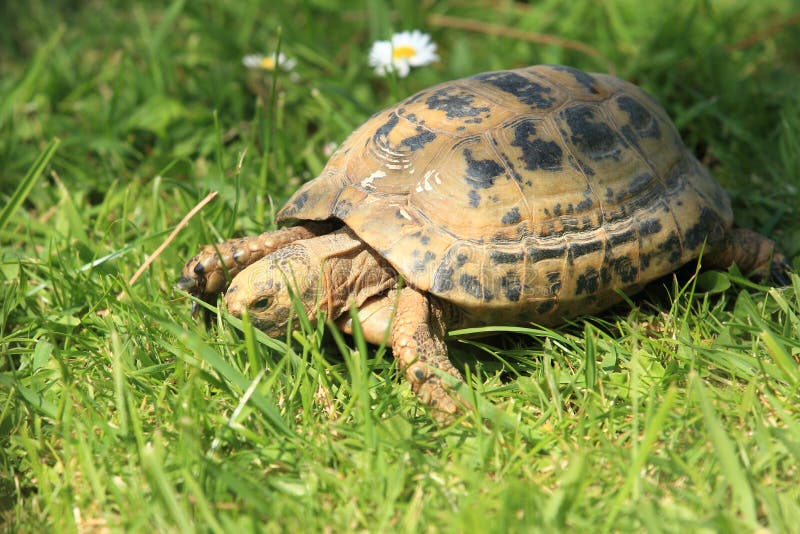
xmin=179 ymin=64 xmax=788 ymax=421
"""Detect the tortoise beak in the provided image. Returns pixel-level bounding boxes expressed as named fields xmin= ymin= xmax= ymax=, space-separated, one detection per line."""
xmin=225 ymin=285 xmax=244 ymax=317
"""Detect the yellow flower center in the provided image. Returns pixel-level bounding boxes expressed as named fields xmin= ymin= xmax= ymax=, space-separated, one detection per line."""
xmin=259 ymin=57 xmax=277 ymax=70
xmin=392 ymin=46 xmax=417 ymax=60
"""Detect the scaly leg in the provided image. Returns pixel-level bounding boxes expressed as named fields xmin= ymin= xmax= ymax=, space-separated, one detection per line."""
xmin=705 ymin=228 xmax=790 ymax=285
xmin=391 ymin=286 xmax=465 ymax=423
xmin=178 ymin=221 xmax=336 ymax=301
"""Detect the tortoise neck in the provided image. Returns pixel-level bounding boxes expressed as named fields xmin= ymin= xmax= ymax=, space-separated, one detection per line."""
xmin=300 ymin=228 xmax=398 ymax=321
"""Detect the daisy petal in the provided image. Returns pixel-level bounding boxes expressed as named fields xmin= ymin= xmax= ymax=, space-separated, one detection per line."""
xmin=367 ymin=30 xmax=439 ymax=77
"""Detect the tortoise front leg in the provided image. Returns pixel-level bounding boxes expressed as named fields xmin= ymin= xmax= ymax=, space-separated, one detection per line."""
xmin=178 ymin=221 xmax=335 ymax=301
xmin=391 ymin=287 xmax=465 ymax=423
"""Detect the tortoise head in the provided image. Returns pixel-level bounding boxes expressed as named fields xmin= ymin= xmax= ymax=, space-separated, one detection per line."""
xmin=225 ymin=245 xmax=319 ymax=337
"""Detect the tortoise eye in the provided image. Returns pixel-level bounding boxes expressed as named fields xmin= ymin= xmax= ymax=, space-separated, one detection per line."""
xmin=251 ymin=297 xmax=271 ymax=311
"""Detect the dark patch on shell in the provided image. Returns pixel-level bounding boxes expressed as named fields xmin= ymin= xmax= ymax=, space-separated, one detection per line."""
xmin=613 ymin=256 xmax=638 ymax=283
xmin=490 ymin=250 xmax=524 ymax=264
xmin=425 ymin=88 xmax=490 ymax=119
xmin=432 ymin=266 xmax=453 ymax=292
xmin=575 ymin=267 xmax=600 ymax=295
xmin=563 ymin=105 xmax=621 ymax=161
xmin=569 ymin=240 xmax=603 ymax=260
xmin=510 ymin=120 xmax=563 ymax=172
xmin=658 ymin=232 xmax=683 ymax=263
xmin=617 ymin=95 xmax=660 ymax=139
xmin=293 ymin=191 xmax=309 ymax=211
xmin=374 ymin=112 xmax=400 ymax=141
xmin=684 ymin=207 xmax=724 ymax=250
xmin=501 ymin=208 xmax=521 ymax=225
xmin=638 ymin=218 xmax=663 ymax=237
xmin=601 ymin=265 xmax=612 ymax=285
xmin=501 ymin=272 xmax=522 ymax=302
xmin=431 ymin=249 xmax=471 ymax=294
xmin=401 ymin=127 xmax=437 ymax=151
xmin=551 ymin=65 xmax=599 ymax=94
xmin=459 ymin=273 xmax=493 ymax=302
xmin=472 ymin=71 xmax=556 ymax=108
xmin=576 ymin=196 xmax=593 ymax=212
xmin=528 ymin=245 xmax=567 ymax=262
xmin=468 ymin=190 xmax=481 ymax=207
xmin=547 ymin=271 xmax=562 ymax=294
xmin=280 ymin=191 xmax=309 ymax=218
xmin=413 ymin=251 xmax=436 ymax=272
xmin=608 ymin=228 xmax=637 ymax=246
xmin=463 ymin=148 xmax=505 ymax=189
xmin=333 ymin=199 xmax=353 ymax=218
xmin=640 ymin=231 xmax=682 ymax=270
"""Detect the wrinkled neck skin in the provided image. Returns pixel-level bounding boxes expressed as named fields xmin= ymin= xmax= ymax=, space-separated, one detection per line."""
xmin=304 ymin=228 xmax=398 ymax=321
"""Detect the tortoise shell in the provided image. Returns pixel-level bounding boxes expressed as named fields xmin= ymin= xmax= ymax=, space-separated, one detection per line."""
xmin=276 ymin=65 xmax=732 ymax=324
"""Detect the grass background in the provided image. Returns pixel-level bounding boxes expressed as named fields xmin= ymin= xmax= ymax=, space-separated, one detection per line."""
xmin=2 ymin=0 xmax=799 ymax=531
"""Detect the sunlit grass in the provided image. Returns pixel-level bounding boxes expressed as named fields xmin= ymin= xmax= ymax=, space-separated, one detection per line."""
xmin=1 ymin=0 xmax=799 ymax=531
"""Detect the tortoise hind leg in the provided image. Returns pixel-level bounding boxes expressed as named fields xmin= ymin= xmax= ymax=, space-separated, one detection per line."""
xmin=391 ymin=287 xmax=465 ymax=423
xmin=705 ymin=228 xmax=790 ymax=285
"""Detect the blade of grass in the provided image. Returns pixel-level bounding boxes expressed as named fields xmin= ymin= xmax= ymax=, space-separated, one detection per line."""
xmin=0 ymin=28 xmax=64 ymax=129
xmin=0 ymin=138 xmax=60 ymax=233
xmin=603 ymin=387 xmax=677 ymax=531
xmin=140 ymin=439 xmax=193 ymax=534
xmin=0 ymin=373 xmax=58 ymax=419
xmin=162 ymin=323 xmax=295 ymax=438
xmin=691 ymin=376 xmax=757 ymax=526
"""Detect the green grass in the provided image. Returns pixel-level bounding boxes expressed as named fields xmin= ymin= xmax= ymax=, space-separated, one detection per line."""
xmin=2 ymin=0 xmax=800 ymax=531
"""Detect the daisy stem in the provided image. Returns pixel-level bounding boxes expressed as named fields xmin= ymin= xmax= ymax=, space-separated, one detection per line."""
xmin=257 ymin=27 xmax=283 ymax=223
xmin=385 ymin=68 xmax=402 ymax=102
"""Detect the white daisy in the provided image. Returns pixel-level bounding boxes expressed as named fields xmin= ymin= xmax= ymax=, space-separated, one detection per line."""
xmin=242 ymin=52 xmax=297 ymax=72
xmin=368 ymin=30 xmax=439 ymax=78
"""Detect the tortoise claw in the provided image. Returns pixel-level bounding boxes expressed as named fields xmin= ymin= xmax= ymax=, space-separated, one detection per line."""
xmin=177 ymin=276 xmax=198 ymax=292
xmin=770 ymin=256 xmax=792 ymax=287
